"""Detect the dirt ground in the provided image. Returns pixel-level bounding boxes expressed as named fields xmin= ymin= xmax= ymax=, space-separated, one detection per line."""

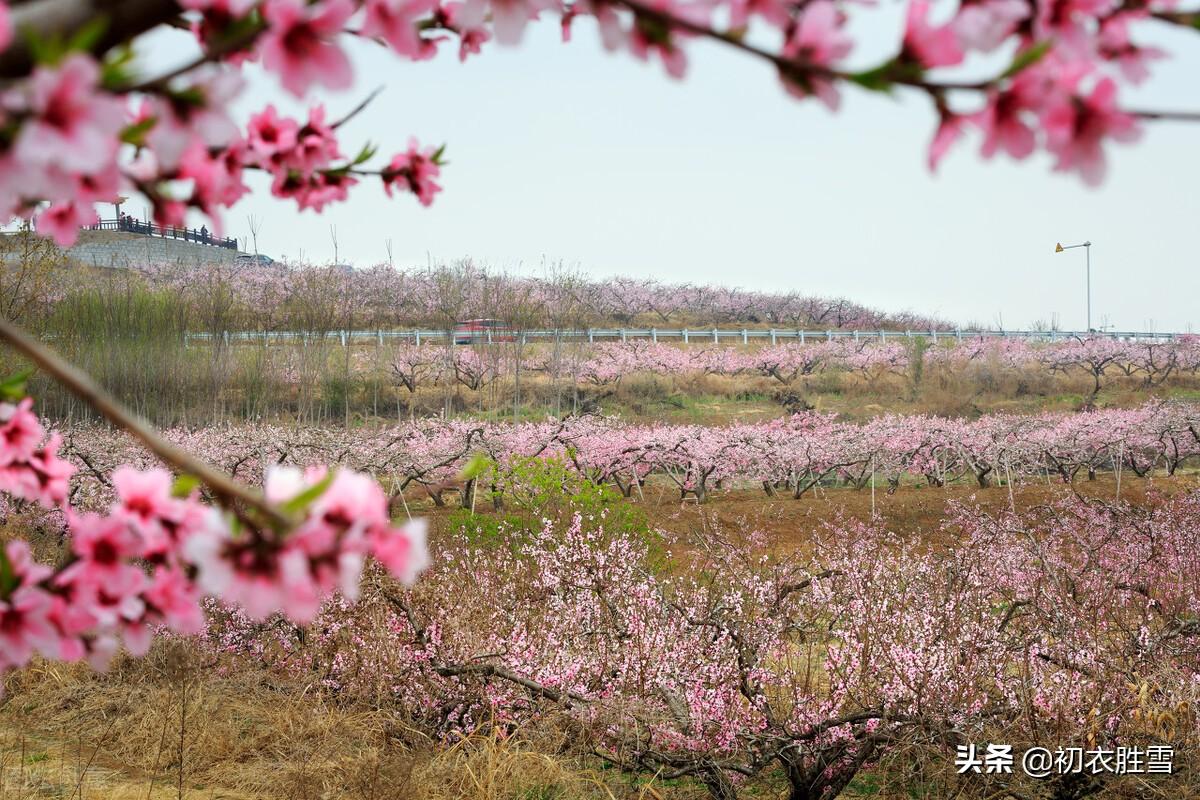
xmin=416 ymin=472 xmax=1200 ymax=552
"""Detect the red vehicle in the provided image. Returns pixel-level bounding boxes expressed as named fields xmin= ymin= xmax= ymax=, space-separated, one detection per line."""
xmin=453 ymin=318 xmax=515 ymax=345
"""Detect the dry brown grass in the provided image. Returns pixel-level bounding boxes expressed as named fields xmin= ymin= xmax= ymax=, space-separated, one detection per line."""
xmin=0 ymin=643 xmax=676 ymax=800
xmin=411 ymin=728 xmax=679 ymax=800
xmin=2 ymin=647 xmax=413 ymax=799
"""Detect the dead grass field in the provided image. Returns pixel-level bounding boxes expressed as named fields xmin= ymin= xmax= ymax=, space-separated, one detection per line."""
xmin=1 ymin=653 xmax=658 ymax=800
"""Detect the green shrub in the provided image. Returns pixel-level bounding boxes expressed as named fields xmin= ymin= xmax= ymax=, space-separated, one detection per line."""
xmin=448 ymin=457 xmax=667 ymax=567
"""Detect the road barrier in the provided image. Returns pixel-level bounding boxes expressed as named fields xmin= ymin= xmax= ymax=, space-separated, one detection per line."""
xmin=183 ymin=328 xmax=1187 ymax=346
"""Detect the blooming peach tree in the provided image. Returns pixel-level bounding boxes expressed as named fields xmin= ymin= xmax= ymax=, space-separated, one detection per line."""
xmin=0 ymin=325 xmax=428 ymax=689
xmin=193 ymin=494 xmax=1200 ymax=799
xmin=2 ymin=0 xmax=1200 ymax=249
xmin=51 ymin=399 xmax=1200 ymax=509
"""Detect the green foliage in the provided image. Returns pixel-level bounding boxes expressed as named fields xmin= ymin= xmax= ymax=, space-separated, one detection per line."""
xmin=279 ymin=471 xmax=334 ymax=515
xmin=1003 ymin=40 xmax=1053 ymax=78
xmin=460 ymin=451 xmax=492 ymax=481
xmin=24 ymin=15 xmax=109 ymax=66
xmin=446 ymin=508 xmax=529 ymax=547
xmin=171 ymin=474 xmax=200 ymax=498
xmin=20 ymin=280 xmax=208 ymax=425
xmin=497 ymin=456 xmax=646 ymax=534
xmin=319 ymin=371 xmax=355 ymax=417
xmin=46 ymin=281 xmax=191 ymax=343
xmin=0 ymin=544 xmax=16 ymax=597
xmin=845 ymin=770 xmax=884 ymax=796
xmin=449 ymin=457 xmax=666 ymax=567
xmin=0 ymin=368 xmax=33 ymax=402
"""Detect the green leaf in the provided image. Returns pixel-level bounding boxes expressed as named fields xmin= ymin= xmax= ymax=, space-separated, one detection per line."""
xmin=23 ymin=30 xmax=61 ymax=67
xmin=847 ymin=62 xmax=899 ymax=94
xmin=22 ymin=15 xmax=110 ymax=66
xmin=0 ymin=368 xmax=34 ymax=402
xmin=101 ymin=45 xmax=139 ymax=91
xmin=352 ymin=142 xmax=377 ymax=166
xmin=431 ymin=144 xmax=447 ymax=166
xmin=460 ymin=452 xmax=492 ymax=481
xmin=120 ymin=117 xmax=156 ymax=147
xmin=0 ymin=546 xmax=17 ymax=598
xmin=168 ymin=86 xmax=207 ymax=108
xmin=279 ymin=471 xmax=335 ymax=515
xmin=171 ymin=474 xmax=200 ymax=499
xmin=1002 ymin=40 xmax=1053 ymax=79
xmin=67 ymin=16 xmax=110 ymax=54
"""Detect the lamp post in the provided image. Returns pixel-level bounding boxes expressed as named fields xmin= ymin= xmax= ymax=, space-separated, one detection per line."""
xmin=1055 ymin=240 xmax=1092 ymax=332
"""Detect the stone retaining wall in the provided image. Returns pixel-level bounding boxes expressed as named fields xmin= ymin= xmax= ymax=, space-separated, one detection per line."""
xmin=64 ymin=230 xmax=246 ymax=267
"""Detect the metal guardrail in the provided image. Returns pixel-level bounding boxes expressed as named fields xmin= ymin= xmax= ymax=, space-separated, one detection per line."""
xmin=184 ymin=328 xmax=1187 ymax=346
xmin=89 ymin=218 xmax=239 ymax=250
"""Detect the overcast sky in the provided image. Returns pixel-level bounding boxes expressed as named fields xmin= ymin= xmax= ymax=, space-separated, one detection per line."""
xmin=136 ymin=8 xmax=1199 ymax=332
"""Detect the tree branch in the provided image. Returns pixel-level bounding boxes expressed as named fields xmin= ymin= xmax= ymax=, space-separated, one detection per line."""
xmin=0 ymin=317 xmax=290 ymax=529
xmin=1 ymin=0 xmax=179 ymax=79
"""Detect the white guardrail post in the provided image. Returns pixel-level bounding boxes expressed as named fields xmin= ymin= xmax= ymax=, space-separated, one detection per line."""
xmin=184 ymin=328 xmax=1187 ymax=345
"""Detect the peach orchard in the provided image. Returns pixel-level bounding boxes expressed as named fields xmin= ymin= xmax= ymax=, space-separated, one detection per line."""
xmin=2 ymin=0 xmax=1200 ymax=795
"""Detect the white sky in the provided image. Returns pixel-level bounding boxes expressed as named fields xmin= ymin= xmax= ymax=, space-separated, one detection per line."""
xmin=135 ymin=7 xmax=1200 ymax=332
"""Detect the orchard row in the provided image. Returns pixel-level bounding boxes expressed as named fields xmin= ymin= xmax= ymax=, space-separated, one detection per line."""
xmin=388 ymin=335 xmax=1195 ymax=393
xmin=39 ymin=261 xmax=948 ymax=333
xmin=55 ymin=401 xmax=1200 ymax=508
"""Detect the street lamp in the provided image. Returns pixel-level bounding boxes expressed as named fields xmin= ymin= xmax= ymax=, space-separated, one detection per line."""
xmin=1055 ymin=240 xmax=1092 ymax=332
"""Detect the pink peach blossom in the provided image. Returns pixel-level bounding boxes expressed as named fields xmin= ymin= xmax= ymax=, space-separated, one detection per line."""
xmin=904 ymin=0 xmax=964 ymax=68
xmin=35 ymin=201 xmax=98 ymax=248
xmin=260 ymin=0 xmax=355 ymax=97
xmin=779 ymin=1 xmax=852 ymax=110
xmin=12 ymin=55 xmax=125 ymax=176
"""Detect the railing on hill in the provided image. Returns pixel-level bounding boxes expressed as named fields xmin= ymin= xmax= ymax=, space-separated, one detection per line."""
xmin=88 ymin=218 xmax=238 ymax=250
xmin=184 ymin=328 xmax=1189 ymax=346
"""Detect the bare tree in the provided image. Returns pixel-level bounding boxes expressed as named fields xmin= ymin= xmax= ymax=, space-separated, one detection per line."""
xmin=485 ymin=270 xmax=545 ymax=420
xmin=417 ymin=260 xmax=477 ymax=417
xmin=541 ymin=259 xmax=588 ymax=416
xmin=0 ymin=221 xmax=66 ymax=326
xmin=246 ymin=214 xmax=262 ymax=258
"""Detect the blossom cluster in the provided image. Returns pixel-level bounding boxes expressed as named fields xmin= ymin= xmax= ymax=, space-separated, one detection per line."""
xmin=2 ymin=0 xmax=1197 ymax=248
xmin=1 ymin=14 xmax=443 ymax=248
xmin=67 ymin=261 xmax=950 ymax=333
xmin=53 ymin=400 xmax=1200 ymax=512
xmin=0 ymin=395 xmax=427 ymax=686
xmin=386 ymin=335 xmax=1200 ymax=394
